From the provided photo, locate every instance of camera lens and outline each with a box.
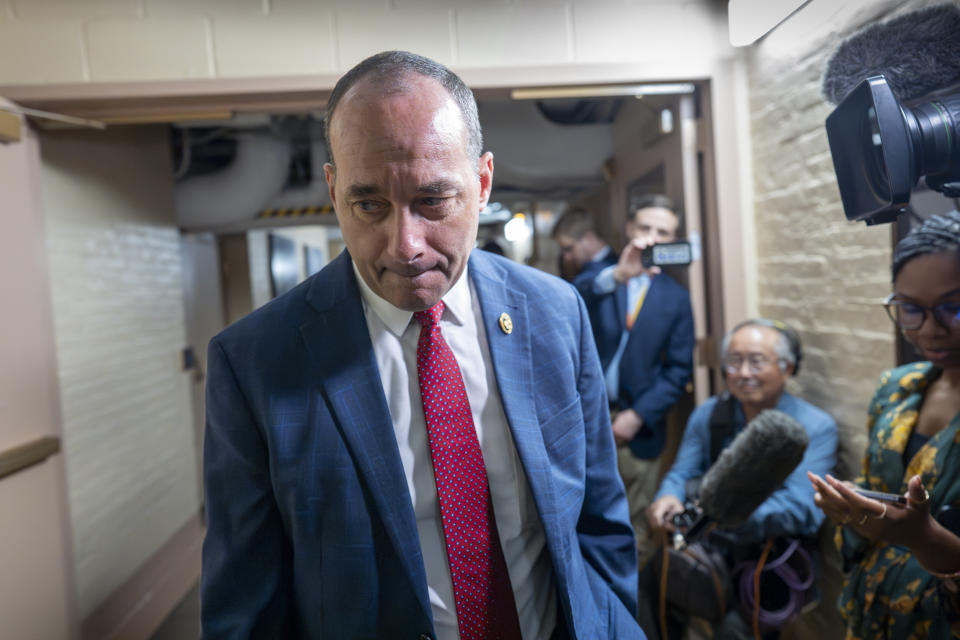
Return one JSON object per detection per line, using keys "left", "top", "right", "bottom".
{"left": 862, "top": 105, "right": 890, "bottom": 200}
{"left": 903, "top": 94, "right": 960, "bottom": 188}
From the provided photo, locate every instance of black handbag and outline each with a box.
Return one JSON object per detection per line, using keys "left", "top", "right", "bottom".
{"left": 651, "top": 538, "right": 731, "bottom": 623}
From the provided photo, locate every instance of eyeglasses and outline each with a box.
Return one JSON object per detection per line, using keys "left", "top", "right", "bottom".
{"left": 883, "top": 294, "right": 960, "bottom": 331}
{"left": 723, "top": 353, "right": 774, "bottom": 375}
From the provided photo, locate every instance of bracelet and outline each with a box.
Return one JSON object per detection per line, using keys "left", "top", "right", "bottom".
{"left": 927, "top": 567, "right": 960, "bottom": 579}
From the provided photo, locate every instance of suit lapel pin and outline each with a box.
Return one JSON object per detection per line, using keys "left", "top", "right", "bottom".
{"left": 498, "top": 312, "right": 513, "bottom": 335}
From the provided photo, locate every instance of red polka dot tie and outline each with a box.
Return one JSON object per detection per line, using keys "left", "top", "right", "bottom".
{"left": 413, "top": 302, "right": 523, "bottom": 640}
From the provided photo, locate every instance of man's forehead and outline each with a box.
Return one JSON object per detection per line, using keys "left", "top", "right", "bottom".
{"left": 729, "top": 325, "right": 780, "bottom": 351}
{"left": 635, "top": 206, "right": 678, "bottom": 227}
{"left": 332, "top": 73, "right": 450, "bottom": 127}
{"left": 329, "top": 76, "right": 467, "bottom": 156}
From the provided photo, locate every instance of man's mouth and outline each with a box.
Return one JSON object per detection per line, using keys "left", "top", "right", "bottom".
{"left": 384, "top": 265, "right": 438, "bottom": 279}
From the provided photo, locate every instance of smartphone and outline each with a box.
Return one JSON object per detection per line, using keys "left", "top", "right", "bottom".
{"left": 641, "top": 241, "right": 692, "bottom": 268}
{"left": 854, "top": 488, "right": 907, "bottom": 504}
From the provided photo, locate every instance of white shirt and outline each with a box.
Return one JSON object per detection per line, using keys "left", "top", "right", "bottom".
{"left": 353, "top": 262, "right": 557, "bottom": 640}
{"left": 593, "top": 266, "right": 651, "bottom": 400}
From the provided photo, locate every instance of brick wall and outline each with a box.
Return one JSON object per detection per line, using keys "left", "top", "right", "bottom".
{"left": 745, "top": 0, "right": 923, "bottom": 478}
{"left": 40, "top": 126, "right": 199, "bottom": 618}
{"left": 746, "top": 3, "right": 947, "bottom": 636}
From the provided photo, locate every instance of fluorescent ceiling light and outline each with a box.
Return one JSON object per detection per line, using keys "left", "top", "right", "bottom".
{"left": 728, "top": 0, "right": 812, "bottom": 47}
{"left": 511, "top": 83, "right": 695, "bottom": 100}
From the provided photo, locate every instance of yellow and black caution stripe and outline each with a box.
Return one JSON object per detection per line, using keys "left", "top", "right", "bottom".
{"left": 258, "top": 205, "right": 335, "bottom": 219}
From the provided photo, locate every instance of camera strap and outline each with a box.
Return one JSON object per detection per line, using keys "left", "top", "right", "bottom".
{"left": 708, "top": 392, "right": 739, "bottom": 465}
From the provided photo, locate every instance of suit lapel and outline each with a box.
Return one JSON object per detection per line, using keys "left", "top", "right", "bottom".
{"left": 468, "top": 253, "right": 567, "bottom": 559}
{"left": 300, "top": 252, "right": 432, "bottom": 621}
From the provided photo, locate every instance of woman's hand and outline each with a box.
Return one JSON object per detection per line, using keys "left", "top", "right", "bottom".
{"left": 807, "top": 471, "right": 933, "bottom": 547}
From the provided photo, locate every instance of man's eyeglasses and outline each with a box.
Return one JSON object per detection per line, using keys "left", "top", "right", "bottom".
{"left": 723, "top": 353, "right": 774, "bottom": 375}
{"left": 883, "top": 294, "right": 960, "bottom": 331}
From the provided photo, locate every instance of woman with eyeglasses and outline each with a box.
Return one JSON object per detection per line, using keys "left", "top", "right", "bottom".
{"left": 809, "top": 210, "right": 960, "bottom": 639}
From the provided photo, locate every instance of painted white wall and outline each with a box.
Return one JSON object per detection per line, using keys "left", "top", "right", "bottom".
{"left": 0, "top": 0, "right": 732, "bottom": 85}
{"left": 0, "top": 99, "right": 78, "bottom": 640}
{"left": 39, "top": 126, "right": 200, "bottom": 618}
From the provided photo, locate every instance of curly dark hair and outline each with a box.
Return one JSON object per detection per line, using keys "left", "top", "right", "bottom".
{"left": 892, "top": 210, "right": 960, "bottom": 281}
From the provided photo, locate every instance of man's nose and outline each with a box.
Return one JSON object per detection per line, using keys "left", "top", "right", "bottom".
{"left": 731, "top": 361, "right": 751, "bottom": 375}
{"left": 386, "top": 208, "right": 426, "bottom": 261}
{"left": 635, "top": 231, "right": 656, "bottom": 245}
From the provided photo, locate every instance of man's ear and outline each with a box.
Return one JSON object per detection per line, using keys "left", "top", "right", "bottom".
{"left": 477, "top": 151, "right": 494, "bottom": 209}
{"left": 323, "top": 163, "right": 337, "bottom": 209}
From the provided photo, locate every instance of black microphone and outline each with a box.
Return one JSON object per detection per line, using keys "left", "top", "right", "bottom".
{"left": 679, "top": 409, "right": 809, "bottom": 543}
{"left": 821, "top": 3, "right": 960, "bottom": 105}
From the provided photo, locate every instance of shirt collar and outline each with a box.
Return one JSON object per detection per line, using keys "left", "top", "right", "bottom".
{"left": 352, "top": 261, "right": 471, "bottom": 338}
{"left": 591, "top": 245, "right": 611, "bottom": 263}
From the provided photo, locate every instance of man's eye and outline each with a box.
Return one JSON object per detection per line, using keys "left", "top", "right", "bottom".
{"left": 420, "top": 196, "right": 449, "bottom": 208}
{"left": 354, "top": 200, "right": 384, "bottom": 213}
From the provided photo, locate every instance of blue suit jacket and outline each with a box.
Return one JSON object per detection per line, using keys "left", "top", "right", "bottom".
{"left": 201, "top": 249, "right": 642, "bottom": 639}
{"left": 575, "top": 269, "right": 694, "bottom": 460}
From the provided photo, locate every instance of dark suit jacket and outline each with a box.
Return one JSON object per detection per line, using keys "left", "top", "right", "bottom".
{"left": 575, "top": 267, "right": 694, "bottom": 460}
{"left": 575, "top": 249, "right": 617, "bottom": 284}
{"left": 201, "top": 249, "right": 643, "bottom": 639}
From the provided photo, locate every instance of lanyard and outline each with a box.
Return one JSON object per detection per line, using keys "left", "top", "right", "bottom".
{"left": 625, "top": 280, "right": 650, "bottom": 330}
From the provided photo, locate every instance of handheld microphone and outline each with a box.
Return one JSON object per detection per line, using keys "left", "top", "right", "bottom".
{"left": 678, "top": 409, "right": 810, "bottom": 543}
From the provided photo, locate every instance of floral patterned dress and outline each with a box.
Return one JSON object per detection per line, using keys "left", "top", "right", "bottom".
{"left": 837, "top": 362, "right": 960, "bottom": 640}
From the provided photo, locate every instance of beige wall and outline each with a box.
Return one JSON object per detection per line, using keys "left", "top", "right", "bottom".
{"left": 745, "top": 0, "right": 948, "bottom": 478}
{"left": 0, "top": 100, "right": 78, "bottom": 640}
{"left": 0, "top": 0, "right": 730, "bottom": 85}
{"left": 39, "top": 126, "right": 200, "bottom": 618}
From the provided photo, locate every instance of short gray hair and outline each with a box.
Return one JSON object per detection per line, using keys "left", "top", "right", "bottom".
{"left": 720, "top": 319, "right": 797, "bottom": 372}
{"left": 323, "top": 50, "right": 483, "bottom": 165}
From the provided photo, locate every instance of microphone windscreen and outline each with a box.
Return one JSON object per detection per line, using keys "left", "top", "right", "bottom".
{"left": 698, "top": 409, "right": 809, "bottom": 528}
{"left": 821, "top": 3, "right": 960, "bottom": 105}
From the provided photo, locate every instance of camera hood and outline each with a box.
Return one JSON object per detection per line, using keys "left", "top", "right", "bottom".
{"left": 826, "top": 75, "right": 960, "bottom": 225}
{"left": 826, "top": 77, "right": 914, "bottom": 225}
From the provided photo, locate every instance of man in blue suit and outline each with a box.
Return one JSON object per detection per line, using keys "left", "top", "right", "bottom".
{"left": 575, "top": 196, "right": 694, "bottom": 551}
{"left": 551, "top": 206, "right": 615, "bottom": 282}
{"left": 201, "top": 51, "right": 642, "bottom": 639}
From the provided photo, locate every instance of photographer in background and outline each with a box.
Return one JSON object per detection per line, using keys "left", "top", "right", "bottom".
{"left": 640, "top": 319, "right": 837, "bottom": 640}
{"left": 575, "top": 194, "right": 694, "bottom": 553}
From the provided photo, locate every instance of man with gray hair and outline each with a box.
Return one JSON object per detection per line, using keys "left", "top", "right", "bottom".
{"left": 201, "top": 50, "right": 641, "bottom": 639}
{"left": 641, "top": 319, "right": 837, "bottom": 639}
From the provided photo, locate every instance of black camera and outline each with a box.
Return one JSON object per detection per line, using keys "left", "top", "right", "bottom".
{"left": 825, "top": 75, "right": 960, "bottom": 225}
{"left": 641, "top": 241, "right": 692, "bottom": 268}
{"left": 671, "top": 505, "right": 700, "bottom": 532}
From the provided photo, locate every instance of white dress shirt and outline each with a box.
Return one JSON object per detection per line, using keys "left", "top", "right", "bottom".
{"left": 353, "top": 263, "right": 557, "bottom": 640}
{"left": 593, "top": 266, "right": 651, "bottom": 400}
